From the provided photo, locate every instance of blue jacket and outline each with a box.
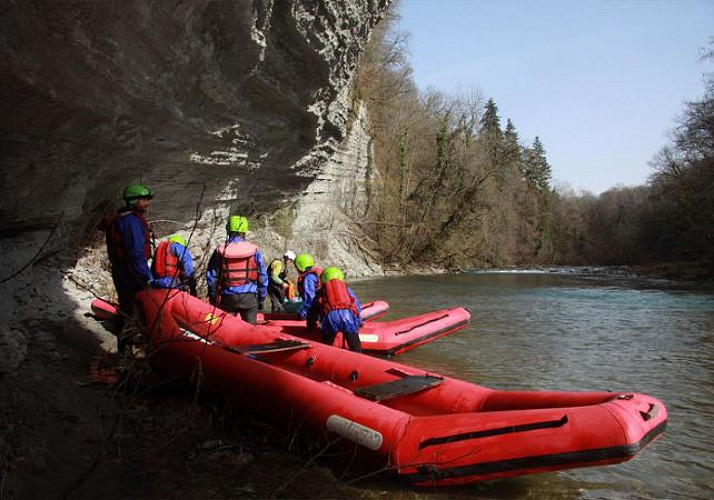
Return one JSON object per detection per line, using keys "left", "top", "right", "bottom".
{"left": 298, "top": 270, "right": 320, "bottom": 320}
{"left": 308, "top": 286, "right": 363, "bottom": 333}
{"left": 111, "top": 211, "right": 152, "bottom": 290}
{"left": 152, "top": 241, "right": 195, "bottom": 289}
{"left": 206, "top": 235, "right": 268, "bottom": 302}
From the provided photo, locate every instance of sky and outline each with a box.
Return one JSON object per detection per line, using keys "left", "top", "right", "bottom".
{"left": 396, "top": 0, "right": 713, "bottom": 194}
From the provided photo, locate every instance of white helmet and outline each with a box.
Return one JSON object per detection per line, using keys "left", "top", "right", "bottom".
{"left": 283, "top": 250, "right": 296, "bottom": 261}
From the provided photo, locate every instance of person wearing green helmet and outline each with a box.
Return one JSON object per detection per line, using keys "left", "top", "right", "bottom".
{"left": 99, "top": 183, "right": 155, "bottom": 355}
{"left": 206, "top": 214, "right": 268, "bottom": 324}
{"left": 151, "top": 233, "right": 197, "bottom": 295}
{"left": 306, "top": 266, "right": 363, "bottom": 352}
{"left": 122, "top": 184, "right": 154, "bottom": 207}
{"left": 294, "top": 253, "right": 322, "bottom": 320}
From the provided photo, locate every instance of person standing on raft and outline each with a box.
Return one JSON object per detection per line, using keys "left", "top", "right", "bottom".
{"left": 206, "top": 215, "right": 268, "bottom": 324}
{"left": 307, "top": 267, "right": 363, "bottom": 352}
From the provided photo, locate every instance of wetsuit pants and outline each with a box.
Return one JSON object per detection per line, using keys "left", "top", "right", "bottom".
{"left": 220, "top": 292, "right": 259, "bottom": 325}
{"left": 321, "top": 309, "right": 362, "bottom": 353}
{"left": 267, "top": 283, "right": 285, "bottom": 312}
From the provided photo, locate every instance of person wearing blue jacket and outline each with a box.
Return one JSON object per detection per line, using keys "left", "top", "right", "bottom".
{"left": 307, "top": 267, "right": 363, "bottom": 352}
{"left": 295, "top": 253, "right": 322, "bottom": 320}
{"left": 101, "top": 183, "right": 154, "bottom": 355}
{"left": 151, "top": 234, "right": 197, "bottom": 295}
{"left": 206, "top": 215, "right": 268, "bottom": 324}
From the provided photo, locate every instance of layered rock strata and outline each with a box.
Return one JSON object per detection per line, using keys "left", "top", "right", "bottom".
{"left": 0, "top": 0, "right": 390, "bottom": 366}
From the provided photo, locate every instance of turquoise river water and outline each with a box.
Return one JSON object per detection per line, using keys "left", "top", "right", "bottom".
{"left": 349, "top": 270, "right": 714, "bottom": 499}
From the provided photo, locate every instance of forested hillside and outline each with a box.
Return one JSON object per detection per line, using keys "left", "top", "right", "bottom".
{"left": 357, "top": 11, "right": 713, "bottom": 277}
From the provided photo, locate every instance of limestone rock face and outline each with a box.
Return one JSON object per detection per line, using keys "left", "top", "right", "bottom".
{"left": 1, "top": 0, "right": 388, "bottom": 237}
{"left": 0, "top": 1, "right": 390, "bottom": 371}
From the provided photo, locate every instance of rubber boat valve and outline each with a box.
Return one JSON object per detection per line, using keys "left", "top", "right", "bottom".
{"left": 306, "top": 356, "right": 316, "bottom": 367}
{"left": 350, "top": 370, "right": 359, "bottom": 381}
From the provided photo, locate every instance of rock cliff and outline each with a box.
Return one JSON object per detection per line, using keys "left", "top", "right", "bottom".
{"left": 1, "top": 0, "right": 388, "bottom": 244}
{"left": 1, "top": 2, "right": 392, "bottom": 495}
{"left": 0, "top": 0, "right": 390, "bottom": 370}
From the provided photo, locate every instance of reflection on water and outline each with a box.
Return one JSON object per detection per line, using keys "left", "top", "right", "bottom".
{"left": 350, "top": 271, "right": 714, "bottom": 499}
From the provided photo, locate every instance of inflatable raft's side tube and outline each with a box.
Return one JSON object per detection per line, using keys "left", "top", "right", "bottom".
{"left": 261, "top": 300, "right": 390, "bottom": 322}
{"left": 137, "top": 290, "right": 667, "bottom": 486}
{"left": 91, "top": 298, "right": 119, "bottom": 320}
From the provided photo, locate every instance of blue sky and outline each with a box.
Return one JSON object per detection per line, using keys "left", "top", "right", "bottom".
{"left": 397, "top": 0, "right": 713, "bottom": 194}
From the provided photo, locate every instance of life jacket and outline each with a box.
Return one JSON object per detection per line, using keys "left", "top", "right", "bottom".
{"left": 216, "top": 240, "right": 259, "bottom": 289}
{"left": 152, "top": 240, "right": 181, "bottom": 278}
{"left": 320, "top": 279, "right": 359, "bottom": 316}
{"left": 104, "top": 210, "right": 151, "bottom": 264}
{"left": 297, "top": 267, "right": 323, "bottom": 297}
{"left": 286, "top": 282, "right": 297, "bottom": 300}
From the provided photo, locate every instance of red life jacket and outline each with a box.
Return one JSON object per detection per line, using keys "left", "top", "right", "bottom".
{"left": 297, "top": 267, "right": 323, "bottom": 297}
{"left": 216, "top": 240, "right": 259, "bottom": 289}
{"left": 104, "top": 210, "right": 151, "bottom": 264}
{"left": 320, "top": 279, "right": 359, "bottom": 316}
{"left": 152, "top": 240, "right": 180, "bottom": 278}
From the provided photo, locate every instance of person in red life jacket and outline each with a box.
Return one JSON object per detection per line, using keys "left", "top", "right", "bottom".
{"left": 307, "top": 267, "right": 363, "bottom": 352}
{"left": 206, "top": 215, "right": 268, "bottom": 324}
{"left": 267, "top": 250, "right": 296, "bottom": 312}
{"left": 295, "top": 253, "right": 322, "bottom": 320}
{"left": 151, "top": 234, "right": 197, "bottom": 295}
{"left": 99, "top": 183, "right": 154, "bottom": 355}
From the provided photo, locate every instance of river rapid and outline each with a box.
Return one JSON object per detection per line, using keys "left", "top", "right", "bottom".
{"left": 350, "top": 270, "right": 714, "bottom": 499}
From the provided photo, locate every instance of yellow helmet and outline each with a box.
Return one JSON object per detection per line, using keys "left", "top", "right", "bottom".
{"left": 321, "top": 267, "right": 344, "bottom": 284}
{"left": 295, "top": 253, "right": 314, "bottom": 272}
{"left": 227, "top": 215, "right": 249, "bottom": 234}
{"left": 168, "top": 234, "right": 187, "bottom": 247}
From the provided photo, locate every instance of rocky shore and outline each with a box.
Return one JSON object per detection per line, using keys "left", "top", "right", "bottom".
{"left": 0, "top": 252, "right": 384, "bottom": 498}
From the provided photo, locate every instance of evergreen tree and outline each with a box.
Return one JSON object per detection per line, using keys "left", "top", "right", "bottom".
{"left": 504, "top": 119, "right": 522, "bottom": 168}
{"left": 480, "top": 98, "right": 502, "bottom": 136}
{"left": 397, "top": 130, "right": 408, "bottom": 205}
{"left": 524, "top": 136, "right": 552, "bottom": 192}
{"left": 478, "top": 98, "right": 506, "bottom": 182}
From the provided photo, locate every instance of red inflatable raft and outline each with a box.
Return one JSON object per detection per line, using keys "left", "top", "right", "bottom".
{"left": 91, "top": 297, "right": 462, "bottom": 356}
{"left": 259, "top": 299, "right": 390, "bottom": 322}
{"left": 137, "top": 290, "right": 667, "bottom": 486}
{"left": 91, "top": 297, "right": 120, "bottom": 321}
{"left": 263, "top": 307, "right": 470, "bottom": 356}
{"left": 91, "top": 297, "right": 389, "bottom": 322}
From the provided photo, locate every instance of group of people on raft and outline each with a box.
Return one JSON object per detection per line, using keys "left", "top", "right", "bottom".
{"left": 101, "top": 183, "right": 364, "bottom": 355}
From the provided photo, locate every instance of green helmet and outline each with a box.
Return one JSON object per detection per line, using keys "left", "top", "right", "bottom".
{"left": 123, "top": 184, "right": 154, "bottom": 206}
{"left": 168, "top": 234, "right": 187, "bottom": 247}
{"left": 321, "top": 267, "right": 344, "bottom": 284}
{"left": 295, "top": 253, "right": 314, "bottom": 272}
{"left": 227, "top": 215, "right": 249, "bottom": 234}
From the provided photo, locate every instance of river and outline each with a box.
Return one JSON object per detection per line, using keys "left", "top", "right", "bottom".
{"left": 350, "top": 270, "right": 714, "bottom": 499}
